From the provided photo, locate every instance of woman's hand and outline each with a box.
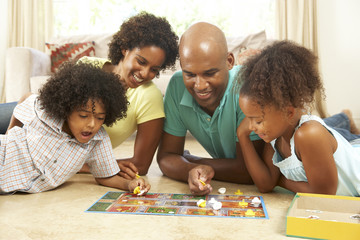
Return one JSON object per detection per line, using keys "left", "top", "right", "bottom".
{"left": 117, "top": 160, "right": 139, "bottom": 180}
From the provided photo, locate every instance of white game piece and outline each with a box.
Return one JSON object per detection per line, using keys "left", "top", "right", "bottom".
{"left": 218, "top": 187, "right": 226, "bottom": 194}
{"left": 209, "top": 197, "right": 217, "bottom": 204}
{"left": 251, "top": 197, "right": 261, "bottom": 207}
{"left": 138, "top": 189, "right": 146, "bottom": 196}
{"left": 212, "top": 201, "right": 222, "bottom": 210}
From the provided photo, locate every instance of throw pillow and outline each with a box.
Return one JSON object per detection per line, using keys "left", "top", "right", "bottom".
{"left": 45, "top": 41, "right": 96, "bottom": 72}
{"left": 237, "top": 48, "right": 261, "bottom": 65}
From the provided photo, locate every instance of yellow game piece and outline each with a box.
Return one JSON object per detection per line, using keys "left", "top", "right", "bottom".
{"left": 197, "top": 199, "right": 206, "bottom": 208}
{"left": 199, "top": 201, "right": 206, "bottom": 208}
{"left": 133, "top": 186, "right": 141, "bottom": 194}
{"left": 245, "top": 209, "right": 255, "bottom": 217}
{"left": 199, "top": 179, "right": 206, "bottom": 186}
{"left": 234, "top": 189, "right": 243, "bottom": 195}
{"left": 239, "top": 199, "right": 248, "bottom": 208}
{"left": 135, "top": 174, "right": 140, "bottom": 179}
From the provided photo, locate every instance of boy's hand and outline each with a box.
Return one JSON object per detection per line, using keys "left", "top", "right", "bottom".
{"left": 117, "top": 160, "right": 139, "bottom": 180}
{"left": 128, "top": 178, "right": 151, "bottom": 195}
{"left": 188, "top": 165, "right": 214, "bottom": 196}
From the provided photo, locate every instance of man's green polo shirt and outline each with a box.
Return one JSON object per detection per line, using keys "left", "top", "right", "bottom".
{"left": 163, "top": 65, "right": 259, "bottom": 159}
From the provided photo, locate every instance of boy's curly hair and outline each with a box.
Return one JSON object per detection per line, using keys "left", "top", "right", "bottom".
{"left": 108, "top": 11, "right": 179, "bottom": 71}
{"left": 237, "top": 40, "right": 324, "bottom": 112}
{"left": 38, "top": 61, "right": 128, "bottom": 126}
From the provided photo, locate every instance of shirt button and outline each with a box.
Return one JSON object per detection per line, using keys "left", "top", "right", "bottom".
{"left": 41, "top": 178, "right": 45, "bottom": 181}
{"left": 207, "top": 118, "right": 211, "bottom": 121}
{"left": 54, "top": 160, "right": 57, "bottom": 163}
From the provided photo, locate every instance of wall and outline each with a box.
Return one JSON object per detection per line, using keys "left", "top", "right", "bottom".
{"left": 0, "top": 0, "right": 8, "bottom": 102}
{"left": 317, "top": 0, "right": 360, "bottom": 125}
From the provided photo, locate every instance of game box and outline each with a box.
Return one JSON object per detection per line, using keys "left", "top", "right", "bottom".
{"left": 286, "top": 193, "right": 360, "bottom": 239}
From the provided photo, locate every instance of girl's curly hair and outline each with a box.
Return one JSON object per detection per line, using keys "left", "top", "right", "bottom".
{"left": 237, "top": 40, "right": 324, "bottom": 112}
{"left": 108, "top": 11, "right": 179, "bottom": 71}
{"left": 38, "top": 61, "right": 128, "bottom": 126}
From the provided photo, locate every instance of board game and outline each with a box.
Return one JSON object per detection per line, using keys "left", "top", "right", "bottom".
{"left": 86, "top": 191, "right": 269, "bottom": 219}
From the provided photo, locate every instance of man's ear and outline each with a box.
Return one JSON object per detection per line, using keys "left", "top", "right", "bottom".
{"left": 226, "top": 52, "right": 235, "bottom": 70}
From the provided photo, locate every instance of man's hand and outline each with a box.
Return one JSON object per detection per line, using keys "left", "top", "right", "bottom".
{"left": 188, "top": 165, "right": 215, "bottom": 195}
{"left": 117, "top": 160, "right": 139, "bottom": 180}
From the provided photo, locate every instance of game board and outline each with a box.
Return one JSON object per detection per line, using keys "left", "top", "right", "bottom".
{"left": 86, "top": 192, "right": 269, "bottom": 219}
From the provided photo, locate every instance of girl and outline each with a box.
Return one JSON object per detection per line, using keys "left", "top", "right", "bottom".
{"left": 0, "top": 62, "right": 150, "bottom": 194}
{"left": 236, "top": 40, "right": 360, "bottom": 197}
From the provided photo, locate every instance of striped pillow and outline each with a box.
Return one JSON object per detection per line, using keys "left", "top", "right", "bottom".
{"left": 45, "top": 41, "right": 96, "bottom": 72}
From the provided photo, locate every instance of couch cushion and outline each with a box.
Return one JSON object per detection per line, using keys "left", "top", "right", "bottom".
{"left": 47, "top": 33, "right": 114, "bottom": 59}
{"left": 45, "top": 41, "right": 96, "bottom": 72}
{"left": 237, "top": 47, "right": 262, "bottom": 65}
{"left": 30, "top": 75, "right": 50, "bottom": 94}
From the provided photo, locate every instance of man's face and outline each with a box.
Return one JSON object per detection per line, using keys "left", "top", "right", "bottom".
{"left": 180, "top": 46, "right": 234, "bottom": 116}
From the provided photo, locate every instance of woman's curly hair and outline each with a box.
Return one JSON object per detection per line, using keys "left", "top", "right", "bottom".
{"left": 108, "top": 11, "right": 179, "bottom": 71}
{"left": 38, "top": 61, "right": 128, "bottom": 126}
{"left": 237, "top": 40, "right": 324, "bottom": 112}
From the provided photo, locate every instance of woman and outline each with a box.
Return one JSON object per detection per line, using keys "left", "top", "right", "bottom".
{"left": 3, "top": 12, "right": 179, "bottom": 179}
{"left": 79, "top": 11, "right": 178, "bottom": 178}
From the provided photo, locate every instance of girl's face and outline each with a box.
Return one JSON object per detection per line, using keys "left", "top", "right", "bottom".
{"left": 64, "top": 99, "right": 106, "bottom": 143}
{"left": 117, "top": 46, "right": 166, "bottom": 88}
{"left": 239, "top": 96, "right": 292, "bottom": 143}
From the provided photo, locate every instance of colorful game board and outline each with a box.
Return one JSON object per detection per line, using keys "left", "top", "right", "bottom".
{"left": 86, "top": 192, "right": 269, "bottom": 219}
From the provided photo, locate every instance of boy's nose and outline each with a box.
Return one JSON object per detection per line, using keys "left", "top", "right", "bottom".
{"left": 88, "top": 118, "right": 95, "bottom": 128}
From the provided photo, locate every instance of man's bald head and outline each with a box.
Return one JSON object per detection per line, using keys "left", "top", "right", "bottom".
{"left": 178, "top": 22, "right": 235, "bottom": 116}
{"left": 179, "top": 22, "right": 228, "bottom": 61}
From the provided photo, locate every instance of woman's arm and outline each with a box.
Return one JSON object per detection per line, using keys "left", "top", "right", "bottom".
{"left": 117, "top": 118, "right": 164, "bottom": 178}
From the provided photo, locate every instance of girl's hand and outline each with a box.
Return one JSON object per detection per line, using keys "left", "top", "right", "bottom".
{"left": 128, "top": 177, "right": 151, "bottom": 195}
{"left": 237, "top": 116, "right": 253, "bottom": 139}
{"left": 117, "top": 160, "right": 139, "bottom": 180}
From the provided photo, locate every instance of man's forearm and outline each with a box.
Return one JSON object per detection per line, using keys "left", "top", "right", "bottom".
{"left": 158, "top": 154, "right": 199, "bottom": 182}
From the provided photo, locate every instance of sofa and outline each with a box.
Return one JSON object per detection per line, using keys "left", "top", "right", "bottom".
{"left": 4, "top": 31, "right": 268, "bottom": 102}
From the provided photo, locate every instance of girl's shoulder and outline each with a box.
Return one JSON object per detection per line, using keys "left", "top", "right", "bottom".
{"left": 296, "top": 115, "right": 328, "bottom": 139}
{"left": 294, "top": 115, "right": 337, "bottom": 152}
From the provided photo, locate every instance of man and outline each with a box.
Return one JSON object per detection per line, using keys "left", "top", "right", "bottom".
{"left": 156, "top": 22, "right": 263, "bottom": 195}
